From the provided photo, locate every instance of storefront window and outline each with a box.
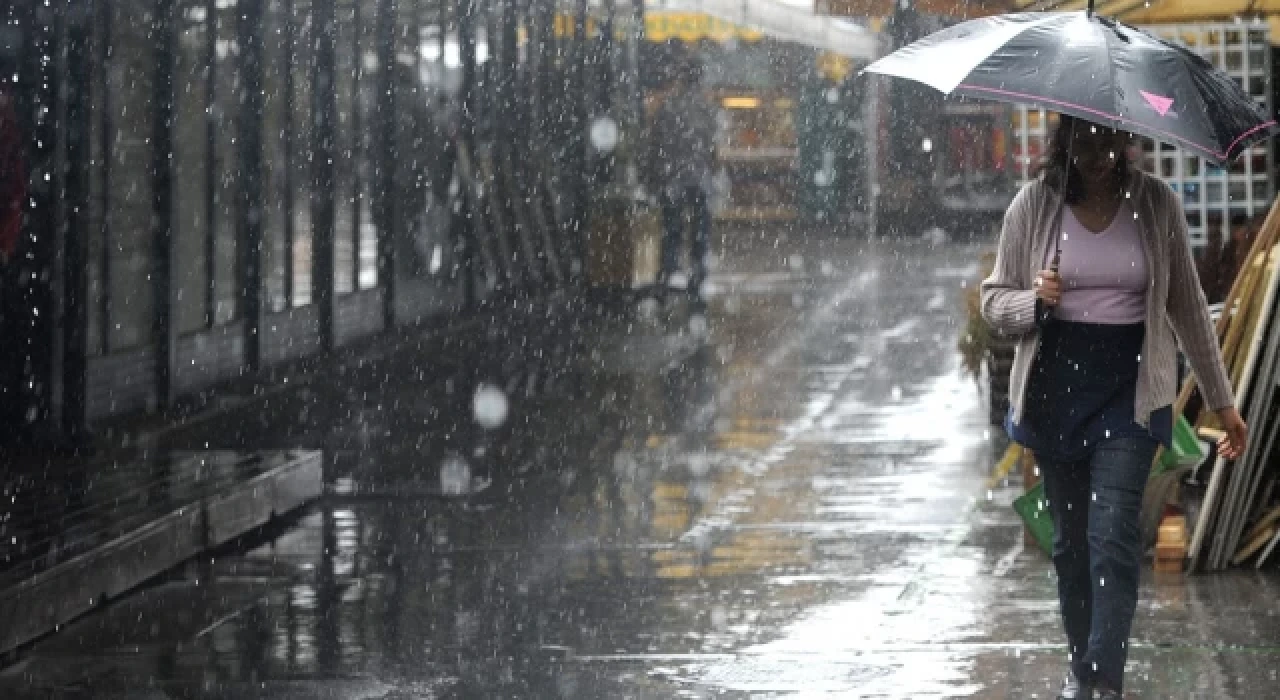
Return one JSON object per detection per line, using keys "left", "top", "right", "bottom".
{"left": 395, "top": 0, "right": 424, "bottom": 285}
{"left": 105, "top": 0, "right": 157, "bottom": 350}
{"left": 263, "top": 0, "right": 289, "bottom": 313}
{"left": 417, "top": 0, "right": 458, "bottom": 286}
{"left": 290, "top": 0, "right": 314, "bottom": 307}
{"left": 334, "top": 0, "right": 358, "bottom": 295}
{"left": 356, "top": 0, "right": 379, "bottom": 290}
{"left": 173, "top": 0, "right": 211, "bottom": 333}
{"left": 212, "top": 0, "right": 241, "bottom": 325}
{"left": 86, "top": 11, "right": 106, "bottom": 355}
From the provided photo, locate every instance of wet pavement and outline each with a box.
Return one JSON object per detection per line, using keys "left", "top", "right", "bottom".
{"left": 4, "top": 231, "right": 1280, "bottom": 699}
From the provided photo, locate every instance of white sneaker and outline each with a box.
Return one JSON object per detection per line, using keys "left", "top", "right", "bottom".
{"left": 1057, "top": 671, "right": 1090, "bottom": 700}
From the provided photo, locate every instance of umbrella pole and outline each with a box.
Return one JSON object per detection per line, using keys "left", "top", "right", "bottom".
{"left": 1038, "top": 119, "right": 1075, "bottom": 325}
{"left": 1051, "top": 119, "right": 1077, "bottom": 270}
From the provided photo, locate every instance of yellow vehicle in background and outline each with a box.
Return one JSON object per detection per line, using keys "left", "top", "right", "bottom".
{"left": 645, "top": 33, "right": 868, "bottom": 224}
{"left": 711, "top": 88, "right": 800, "bottom": 222}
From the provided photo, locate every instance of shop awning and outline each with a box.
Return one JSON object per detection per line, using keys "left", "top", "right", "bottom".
{"left": 646, "top": 0, "right": 879, "bottom": 61}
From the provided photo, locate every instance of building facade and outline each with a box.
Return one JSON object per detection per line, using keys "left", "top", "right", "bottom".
{"left": 0, "top": 0, "right": 642, "bottom": 440}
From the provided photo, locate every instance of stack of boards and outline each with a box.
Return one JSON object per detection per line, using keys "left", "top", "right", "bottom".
{"left": 1183, "top": 195, "right": 1280, "bottom": 572}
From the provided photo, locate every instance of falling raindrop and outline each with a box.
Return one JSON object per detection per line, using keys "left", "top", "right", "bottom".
{"left": 473, "top": 384, "right": 509, "bottom": 429}
{"left": 439, "top": 454, "right": 471, "bottom": 496}
{"left": 637, "top": 297, "right": 660, "bottom": 320}
{"left": 689, "top": 314, "right": 709, "bottom": 337}
{"left": 429, "top": 245, "right": 443, "bottom": 274}
{"left": 588, "top": 115, "right": 620, "bottom": 152}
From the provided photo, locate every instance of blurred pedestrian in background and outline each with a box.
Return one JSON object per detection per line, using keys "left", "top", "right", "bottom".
{"left": 649, "top": 59, "right": 718, "bottom": 307}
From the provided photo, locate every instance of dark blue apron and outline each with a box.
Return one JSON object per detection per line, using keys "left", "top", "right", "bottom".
{"left": 1007, "top": 321, "right": 1171, "bottom": 463}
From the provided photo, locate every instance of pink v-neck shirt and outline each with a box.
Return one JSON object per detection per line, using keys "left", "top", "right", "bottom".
{"left": 982, "top": 171, "right": 1234, "bottom": 427}
{"left": 1044, "top": 201, "right": 1148, "bottom": 325}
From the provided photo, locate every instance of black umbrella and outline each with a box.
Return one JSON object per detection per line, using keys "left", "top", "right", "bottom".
{"left": 864, "top": 4, "right": 1277, "bottom": 166}
{"left": 864, "top": 0, "right": 1277, "bottom": 311}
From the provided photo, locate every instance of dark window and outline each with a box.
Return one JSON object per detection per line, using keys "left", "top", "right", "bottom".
{"left": 263, "top": 0, "right": 290, "bottom": 312}
{"left": 105, "top": 0, "right": 157, "bottom": 349}
{"left": 334, "top": 0, "right": 358, "bottom": 295}
{"left": 86, "top": 6, "right": 106, "bottom": 355}
{"left": 174, "top": 0, "right": 211, "bottom": 333}
{"left": 212, "top": 0, "right": 242, "bottom": 324}
{"left": 356, "top": 0, "right": 379, "bottom": 289}
{"left": 290, "top": 0, "right": 314, "bottom": 306}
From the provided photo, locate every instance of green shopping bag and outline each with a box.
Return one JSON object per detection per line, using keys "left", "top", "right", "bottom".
{"left": 1013, "top": 415, "right": 1205, "bottom": 555}
{"left": 1013, "top": 481, "right": 1054, "bottom": 555}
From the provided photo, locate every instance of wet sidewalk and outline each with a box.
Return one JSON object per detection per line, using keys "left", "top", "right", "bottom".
{"left": 3, "top": 232, "right": 1279, "bottom": 698}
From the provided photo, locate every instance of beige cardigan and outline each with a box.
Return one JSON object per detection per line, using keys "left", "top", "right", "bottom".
{"left": 981, "top": 169, "right": 1234, "bottom": 428}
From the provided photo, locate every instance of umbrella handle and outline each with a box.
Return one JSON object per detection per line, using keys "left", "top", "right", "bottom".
{"left": 1037, "top": 245, "right": 1063, "bottom": 325}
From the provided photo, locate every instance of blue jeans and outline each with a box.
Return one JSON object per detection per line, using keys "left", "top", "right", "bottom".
{"left": 1039, "top": 437, "right": 1158, "bottom": 693}
{"left": 659, "top": 185, "right": 709, "bottom": 301}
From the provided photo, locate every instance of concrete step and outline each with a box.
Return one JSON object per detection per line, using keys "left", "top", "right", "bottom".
{"left": 0, "top": 449, "right": 322, "bottom": 654}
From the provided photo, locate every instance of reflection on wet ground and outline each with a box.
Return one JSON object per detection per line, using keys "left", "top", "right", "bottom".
{"left": 4, "top": 233, "right": 1280, "bottom": 699}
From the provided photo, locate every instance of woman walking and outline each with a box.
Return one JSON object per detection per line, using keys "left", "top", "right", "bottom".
{"left": 983, "top": 115, "right": 1248, "bottom": 699}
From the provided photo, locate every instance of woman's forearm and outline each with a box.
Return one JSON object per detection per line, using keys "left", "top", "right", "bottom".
{"left": 1167, "top": 205, "right": 1235, "bottom": 410}
{"left": 982, "top": 187, "right": 1040, "bottom": 337}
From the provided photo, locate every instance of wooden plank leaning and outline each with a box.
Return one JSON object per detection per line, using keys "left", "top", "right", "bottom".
{"left": 1208, "top": 243, "right": 1280, "bottom": 569}
{"left": 1186, "top": 196, "right": 1280, "bottom": 570}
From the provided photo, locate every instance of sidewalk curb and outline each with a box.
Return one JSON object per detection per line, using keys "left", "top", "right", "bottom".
{"left": 0, "top": 450, "right": 322, "bottom": 656}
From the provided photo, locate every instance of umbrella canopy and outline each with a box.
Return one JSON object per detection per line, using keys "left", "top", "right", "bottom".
{"left": 863, "top": 10, "right": 1277, "bottom": 165}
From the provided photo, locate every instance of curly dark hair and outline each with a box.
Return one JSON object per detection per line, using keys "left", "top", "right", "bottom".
{"left": 1038, "top": 114, "right": 1131, "bottom": 205}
